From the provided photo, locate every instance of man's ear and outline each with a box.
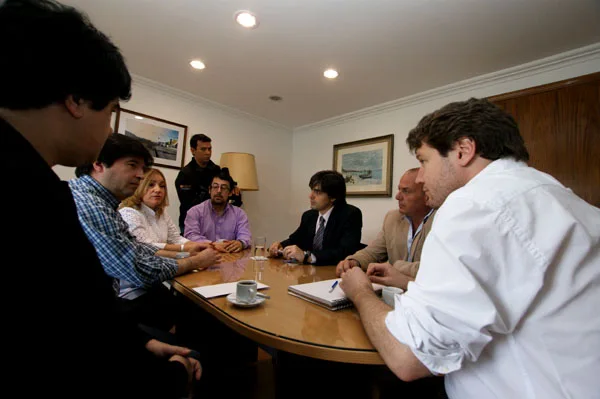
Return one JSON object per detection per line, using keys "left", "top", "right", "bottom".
{"left": 91, "top": 161, "right": 105, "bottom": 174}
{"left": 455, "top": 137, "right": 477, "bottom": 166}
{"left": 64, "top": 95, "right": 85, "bottom": 119}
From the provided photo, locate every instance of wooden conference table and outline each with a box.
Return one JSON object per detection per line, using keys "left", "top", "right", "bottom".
{"left": 172, "top": 250, "right": 384, "bottom": 365}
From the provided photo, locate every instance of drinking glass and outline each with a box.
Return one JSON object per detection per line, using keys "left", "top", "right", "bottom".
{"left": 253, "top": 236, "right": 267, "bottom": 258}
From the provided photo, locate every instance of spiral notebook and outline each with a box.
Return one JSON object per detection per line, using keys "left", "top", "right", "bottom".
{"left": 288, "top": 278, "right": 384, "bottom": 311}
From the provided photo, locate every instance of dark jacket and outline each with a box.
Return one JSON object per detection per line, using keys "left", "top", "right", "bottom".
{"left": 3, "top": 118, "right": 188, "bottom": 398}
{"left": 281, "top": 202, "right": 363, "bottom": 265}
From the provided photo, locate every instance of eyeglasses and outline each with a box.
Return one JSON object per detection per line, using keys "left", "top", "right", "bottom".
{"left": 210, "top": 184, "right": 231, "bottom": 192}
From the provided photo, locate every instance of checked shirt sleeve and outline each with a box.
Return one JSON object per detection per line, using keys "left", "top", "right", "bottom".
{"left": 74, "top": 193, "right": 178, "bottom": 289}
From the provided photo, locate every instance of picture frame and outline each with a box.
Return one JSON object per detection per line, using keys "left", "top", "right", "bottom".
{"left": 115, "top": 108, "right": 188, "bottom": 169}
{"left": 333, "top": 134, "right": 394, "bottom": 197}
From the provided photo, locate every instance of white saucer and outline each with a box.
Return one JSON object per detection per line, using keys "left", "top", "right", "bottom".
{"left": 226, "top": 293, "right": 266, "bottom": 308}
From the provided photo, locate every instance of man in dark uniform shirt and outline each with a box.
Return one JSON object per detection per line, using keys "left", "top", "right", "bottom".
{"left": 1, "top": 0, "right": 200, "bottom": 396}
{"left": 175, "top": 133, "right": 242, "bottom": 231}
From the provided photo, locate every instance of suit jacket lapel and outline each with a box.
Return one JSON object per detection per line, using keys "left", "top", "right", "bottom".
{"left": 322, "top": 205, "right": 340, "bottom": 245}
{"left": 307, "top": 211, "right": 318, "bottom": 242}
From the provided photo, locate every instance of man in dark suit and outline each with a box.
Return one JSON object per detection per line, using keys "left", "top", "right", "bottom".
{"left": 269, "top": 170, "right": 363, "bottom": 265}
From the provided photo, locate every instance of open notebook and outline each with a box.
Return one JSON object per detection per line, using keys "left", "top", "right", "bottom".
{"left": 288, "top": 278, "right": 384, "bottom": 311}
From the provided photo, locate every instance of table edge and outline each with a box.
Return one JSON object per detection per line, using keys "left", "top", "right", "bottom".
{"left": 172, "top": 280, "right": 384, "bottom": 365}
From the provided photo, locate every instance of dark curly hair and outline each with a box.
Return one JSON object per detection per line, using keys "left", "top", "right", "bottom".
{"left": 406, "top": 98, "right": 529, "bottom": 162}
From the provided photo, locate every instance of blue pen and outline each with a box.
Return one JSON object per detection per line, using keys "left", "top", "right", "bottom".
{"left": 329, "top": 280, "right": 339, "bottom": 293}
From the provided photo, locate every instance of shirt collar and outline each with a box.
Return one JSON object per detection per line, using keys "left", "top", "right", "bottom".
{"left": 319, "top": 206, "right": 334, "bottom": 224}
{"left": 192, "top": 159, "right": 216, "bottom": 171}
{"left": 140, "top": 202, "right": 157, "bottom": 218}
{"left": 2, "top": 117, "right": 58, "bottom": 183}
{"left": 466, "top": 158, "right": 527, "bottom": 187}
{"left": 404, "top": 208, "right": 434, "bottom": 224}
{"left": 75, "top": 175, "right": 121, "bottom": 209}
{"left": 424, "top": 208, "right": 434, "bottom": 221}
{"left": 208, "top": 201, "right": 231, "bottom": 215}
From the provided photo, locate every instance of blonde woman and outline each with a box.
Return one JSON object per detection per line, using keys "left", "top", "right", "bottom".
{"left": 119, "top": 168, "right": 207, "bottom": 255}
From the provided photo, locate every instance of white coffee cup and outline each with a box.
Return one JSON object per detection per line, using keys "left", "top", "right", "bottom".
{"left": 382, "top": 286, "right": 404, "bottom": 308}
{"left": 236, "top": 280, "right": 258, "bottom": 302}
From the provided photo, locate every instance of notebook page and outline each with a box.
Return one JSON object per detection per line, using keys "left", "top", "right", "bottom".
{"left": 288, "top": 290, "right": 353, "bottom": 311}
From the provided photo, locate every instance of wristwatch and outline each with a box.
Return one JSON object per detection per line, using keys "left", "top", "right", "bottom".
{"left": 303, "top": 250, "right": 311, "bottom": 264}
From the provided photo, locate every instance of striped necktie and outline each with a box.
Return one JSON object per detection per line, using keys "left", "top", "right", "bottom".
{"left": 313, "top": 216, "right": 325, "bottom": 250}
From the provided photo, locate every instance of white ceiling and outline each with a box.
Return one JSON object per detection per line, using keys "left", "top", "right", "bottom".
{"left": 64, "top": 0, "right": 600, "bottom": 128}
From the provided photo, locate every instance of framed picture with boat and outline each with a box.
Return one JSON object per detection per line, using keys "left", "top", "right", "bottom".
{"left": 332, "top": 134, "right": 394, "bottom": 197}
{"left": 114, "top": 108, "right": 188, "bottom": 169}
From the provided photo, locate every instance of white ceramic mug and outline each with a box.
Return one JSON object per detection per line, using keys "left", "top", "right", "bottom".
{"left": 236, "top": 280, "right": 258, "bottom": 302}
{"left": 382, "top": 286, "right": 404, "bottom": 308}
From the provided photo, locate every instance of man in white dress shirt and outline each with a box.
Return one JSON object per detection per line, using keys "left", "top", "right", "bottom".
{"left": 341, "top": 98, "right": 600, "bottom": 398}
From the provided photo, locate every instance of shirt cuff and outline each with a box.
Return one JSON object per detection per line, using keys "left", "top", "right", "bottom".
{"left": 165, "top": 258, "right": 179, "bottom": 279}
{"left": 384, "top": 301, "right": 464, "bottom": 375}
{"left": 309, "top": 254, "right": 317, "bottom": 264}
{"left": 347, "top": 256, "right": 362, "bottom": 266}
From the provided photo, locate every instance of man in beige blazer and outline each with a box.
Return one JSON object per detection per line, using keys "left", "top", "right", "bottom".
{"left": 336, "top": 168, "right": 434, "bottom": 289}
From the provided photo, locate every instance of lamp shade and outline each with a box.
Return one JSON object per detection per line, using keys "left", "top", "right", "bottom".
{"left": 219, "top": 152, "right": 259, "bottom": 191}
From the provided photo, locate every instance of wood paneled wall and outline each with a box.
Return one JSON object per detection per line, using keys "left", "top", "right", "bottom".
{"left": 489, "top": 72, "right": 600, "bottom": 207}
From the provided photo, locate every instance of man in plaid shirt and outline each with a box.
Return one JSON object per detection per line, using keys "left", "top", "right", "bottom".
{"left": 70, "top": 134, "right": 219, "bottom": 330}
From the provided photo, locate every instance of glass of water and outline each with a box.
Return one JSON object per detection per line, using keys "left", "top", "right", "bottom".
{"left": 253, "top": 236, "right": 267, "bottom": 258}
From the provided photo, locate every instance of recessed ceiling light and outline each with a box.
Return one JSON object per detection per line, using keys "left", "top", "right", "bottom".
{"left": 190, "top": 60, "right": 206, "bottom": 70}
{"left": 324, "top": 69, "right": 339, "bottom": 79}
{"left": 134, "top": 116, "right": 144, "bottom": 120}
{"left": 235, "top": 10, "right": 258, "bottom": 28}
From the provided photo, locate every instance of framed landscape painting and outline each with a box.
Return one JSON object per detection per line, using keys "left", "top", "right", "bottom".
{"left": 115, "top": 108, "right": 188, "bottom": 169}
{"left": 333, "top": 134, "right": 394, "bottom": 197}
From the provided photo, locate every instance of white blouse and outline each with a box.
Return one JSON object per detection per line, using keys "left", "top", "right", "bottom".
{"left": 119, "top": 204, "right": 188, "bottom": 249}
{"left": 385, "top": 159, "right": 600, "bottom": 399}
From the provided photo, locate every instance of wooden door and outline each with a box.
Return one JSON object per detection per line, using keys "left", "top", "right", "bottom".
{"left": 489, "top": 72, "right": 600, "bottom": 207}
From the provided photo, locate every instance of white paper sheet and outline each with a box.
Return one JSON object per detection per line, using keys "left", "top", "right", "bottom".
{"left": 193, "top": 281, "right": 269, "bottom": 299}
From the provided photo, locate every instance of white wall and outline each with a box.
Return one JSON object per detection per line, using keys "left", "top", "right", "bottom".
{"left": 291, "top": 44, "right": 600, "bottom": 244}
{"left": 54, "top": 77, "right": 295, "bottom": 244}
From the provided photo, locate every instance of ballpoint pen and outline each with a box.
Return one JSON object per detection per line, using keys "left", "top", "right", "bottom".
{"left": 328, "top": 280, "right": 339, "bottom": 293}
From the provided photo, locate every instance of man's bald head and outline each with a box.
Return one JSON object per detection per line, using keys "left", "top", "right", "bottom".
{"left": 395, "top": 168, "right": 430, "bottom": 218}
